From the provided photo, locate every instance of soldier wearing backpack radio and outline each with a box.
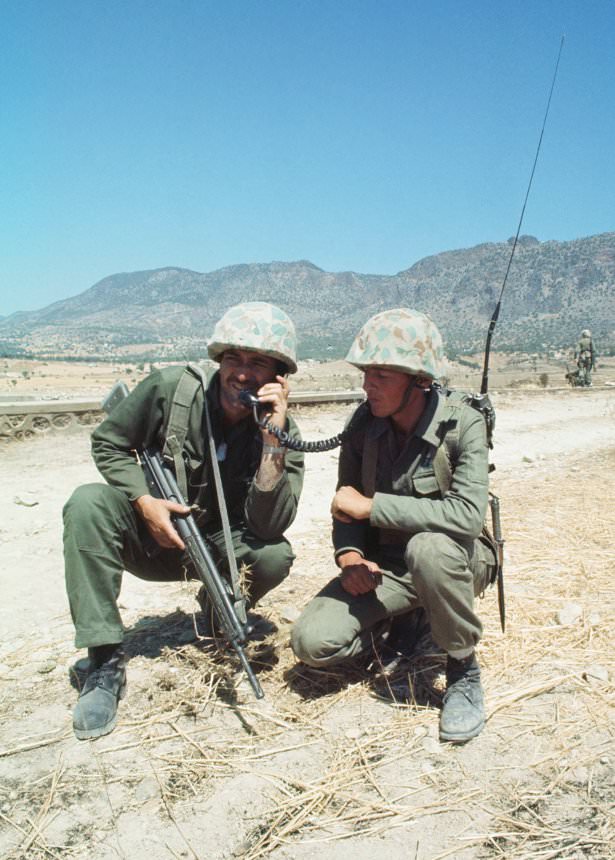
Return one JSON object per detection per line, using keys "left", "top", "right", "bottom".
{"left": 291, "top": 309, "right": 497, "bottom": 743}
{"left": 63, "top": 302, "right": 304, "bottom": 739}
{"left": 574, "top": 328, "right": 596, "bottom": 387}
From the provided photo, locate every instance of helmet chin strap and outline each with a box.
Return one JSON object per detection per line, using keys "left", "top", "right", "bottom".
{"left": 391, "top": 375, "right": 432, "bottom": 417}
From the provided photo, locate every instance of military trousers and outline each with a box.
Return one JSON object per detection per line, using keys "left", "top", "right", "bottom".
{"left": 291, "top": 531, "right": 495, "bottom": 666}
{"left": 64, "top": 483, "right": 295, "bottom": 649}
{"left": 577, "top": 358, "right": 592, "bottom": 386}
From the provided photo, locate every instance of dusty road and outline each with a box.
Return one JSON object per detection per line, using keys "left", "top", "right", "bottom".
{"left": 1, "top": 387, "right": 613, "bottom": 859}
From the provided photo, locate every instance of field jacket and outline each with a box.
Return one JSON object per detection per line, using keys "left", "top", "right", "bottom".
{"left": 333, "top": 388, "right": 489, "bottom": 561}
{"left": 91, "top": 366, "right": 304, "bottom": 540}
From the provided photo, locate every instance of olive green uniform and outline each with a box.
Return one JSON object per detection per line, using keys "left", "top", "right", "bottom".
{"left": 291, "top": 389, "right": 495, "bottom": 664}
{"left": 64, "top": 367, "right": 304, "bottom": 649}
{"left": 575, "top": 335, "right": 595, "bottom": 387}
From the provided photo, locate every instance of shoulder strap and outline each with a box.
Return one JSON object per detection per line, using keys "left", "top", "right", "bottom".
{"left": 163, "top": 366, "right": 202, "bottom": 497}
{"left": 186, "top": 363, "right": 247, "bottom": 624}
{"left": 362, "top": 431, "right": 378, "bottom": 498}
{"left": 360, "top": 411, "right": 385, "bottom": 498}
{"left": 431, "top": 393, "right": 464, "bottom": 496}
{"left": 432, "top": 444, "right": 453, "bottom": 495}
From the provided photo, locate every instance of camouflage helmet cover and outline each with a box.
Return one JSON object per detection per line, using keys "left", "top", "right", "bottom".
{"left": 207, "top": 301, "right": 298, "bottom": 373}
{"left": 581, "top": 329, "right": 591, "bottom": 337}
{"left": 345, "top": 308, "right": 444, "bottom": 379}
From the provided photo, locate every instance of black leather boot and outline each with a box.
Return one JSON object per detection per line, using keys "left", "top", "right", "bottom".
{"left": 72, "top": 645, "right": 126, "bottom": 740}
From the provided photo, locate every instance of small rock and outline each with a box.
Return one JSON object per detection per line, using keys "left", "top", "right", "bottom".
{"left": 135, "top": 776, "right": 159, "bottom": 802}
{"left": 421, "top": 737, "right": 442, "bottom": 755}
{"left": 569, "top": 766, "right": 589, "bottom": 786}
{"left": 556, "top": 603, "right": 582, "bottom": 626}
{"left": 344, "top": 726, "right": 363, "bottom": 740}
{"left": 280, "top": 605, "right": 301, "bottom": 623}
{"left": 13, "top": 495, "right": 39, "bottom": 507}
{"left": 583, "top": 664, "right": 609, "bottom": 683}
{"left": 600, "top": 756, "right": 610, "bottom": 765}
{"left": 36, "top": 660, "right": 57, "bottom": 674}
{"left": 522, "top": 455, "right": 535, "bottom": 463}
{"left": 587, "top": 612, "right": 601, "bottom": 626}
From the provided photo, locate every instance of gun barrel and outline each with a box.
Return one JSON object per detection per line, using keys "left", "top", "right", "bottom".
{"left": 143, "top": 448, "right": 264, "bottom": 699}
{"left": 102, "top": 385, "right": 263, "bottom": 699}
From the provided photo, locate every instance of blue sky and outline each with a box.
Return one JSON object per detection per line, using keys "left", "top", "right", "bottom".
{"left": 2, "top": 1, "right": 614, "bottom": 315}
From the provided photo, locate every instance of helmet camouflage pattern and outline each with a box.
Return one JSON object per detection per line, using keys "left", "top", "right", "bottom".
{"left": 345, "top": 308, "right": 444, "bottom": 379}
{"left": 581, "top": 329, "right": 591, "bottom": 338}
{"left": 207, "top": 302, "right": 298, "bottom": 373}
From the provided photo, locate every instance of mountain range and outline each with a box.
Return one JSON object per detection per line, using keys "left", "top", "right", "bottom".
{"left": 1, "top": 232, "right": 613, "bottom": 360}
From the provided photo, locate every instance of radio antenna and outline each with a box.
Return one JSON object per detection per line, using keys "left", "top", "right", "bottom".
{"left": 480, "top": 35, "right": 565, "bottom": 397}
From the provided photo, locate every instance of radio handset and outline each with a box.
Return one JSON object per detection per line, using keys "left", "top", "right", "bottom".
{"left": 238, "top": 390, "right": 261, "bottom": 410}
{"left": 239, "top": 388, "right": 360, "bottom": 453}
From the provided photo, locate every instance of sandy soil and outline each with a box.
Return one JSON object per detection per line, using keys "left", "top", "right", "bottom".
{"left": 1, "top": 381, "right": 613, "bottom": 859}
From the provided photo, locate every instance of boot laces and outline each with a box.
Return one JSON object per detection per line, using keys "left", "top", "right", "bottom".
{"left": 444, "top": 673, "right": 481, "bottom": 705}
{"left": 84, "top": 654, "right": 124, "bottom": 694}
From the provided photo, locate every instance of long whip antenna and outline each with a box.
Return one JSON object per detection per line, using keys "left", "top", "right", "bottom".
{"left": 480, "top": 35, "right": 565, "bottom": 395}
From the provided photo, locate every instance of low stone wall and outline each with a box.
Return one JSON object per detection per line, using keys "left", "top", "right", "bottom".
{"left": 0, "top": 400, "right": 104, "bottom": 442}
{"left": 0, "top": 391, "right": 365, "bottom": 442}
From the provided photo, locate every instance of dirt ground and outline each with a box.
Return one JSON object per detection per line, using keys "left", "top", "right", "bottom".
{"left": 0, "top": 369, "right": 614, "bottom": 859}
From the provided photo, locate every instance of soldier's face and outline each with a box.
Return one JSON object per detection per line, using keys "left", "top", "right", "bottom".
{"left": 363, "top": 367, "right": 429, "bottom": 417}
{"left": 363, "top": 368, "right": 410, "bottom": 416}
{"left": 219, "top": 349, "right": 279, "bottom": 421}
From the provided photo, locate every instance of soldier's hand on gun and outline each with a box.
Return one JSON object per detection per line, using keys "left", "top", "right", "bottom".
{"left": 257, "top": 375, "right": 289, "bottom": 433}
{"left": 331, "top": 486, "right": 373, "bottom": 523}
{"left": 133, "top": 494, "right": 190, "bottom": 550}
{"left": 338, "top": 553, "right": 382, "bottom": 595}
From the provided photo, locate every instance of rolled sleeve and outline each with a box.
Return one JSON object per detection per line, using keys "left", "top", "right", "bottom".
{"left": 244, "top": 436, "right": 304, "bottom": 539}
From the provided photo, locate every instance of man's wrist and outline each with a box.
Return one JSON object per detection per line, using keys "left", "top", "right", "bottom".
{"left": 337, "top": 550, "right": 365, "bottom": 568}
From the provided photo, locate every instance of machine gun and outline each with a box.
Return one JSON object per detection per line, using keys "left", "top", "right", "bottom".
{"left": 103, "top": 382, "right": 264, "bottom": 700}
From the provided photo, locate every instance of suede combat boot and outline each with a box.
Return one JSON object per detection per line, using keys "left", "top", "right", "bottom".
{"left": 439, "top": 652, "right": 485, "bottom": 743}
{"left": 72, "top": 645, "right": 126, "bottom": 740}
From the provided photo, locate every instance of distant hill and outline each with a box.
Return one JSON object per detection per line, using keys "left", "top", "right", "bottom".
{"left": 1, "top": 233, "right": 613, "bottom": 360}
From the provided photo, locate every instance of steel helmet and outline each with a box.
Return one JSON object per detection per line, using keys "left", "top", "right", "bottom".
{"left": 581, "top": 329, "right": 591, "bottom": 337}
{"left": 345, "top": 308, "right": 444, "bottom": 379}
{"left": 207, "top": 302, "right": 298, "bottom": 373}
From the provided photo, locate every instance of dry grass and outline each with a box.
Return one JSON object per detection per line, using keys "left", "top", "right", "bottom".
{"left": 1, "top": 448, "right": 613, "bottom": 859}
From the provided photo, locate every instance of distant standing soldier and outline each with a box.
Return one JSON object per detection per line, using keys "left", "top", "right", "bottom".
{"left": 574, "top": 329, "right": 596, "bottom": 387}
{"left": 63, "top": 302, "right": 304, "bottom": 739}
{"left": 291, "top": 309, "right": 496, "bottom": 744}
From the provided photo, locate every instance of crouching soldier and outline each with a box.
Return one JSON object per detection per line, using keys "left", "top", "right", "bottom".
{"left": 64, "top": 302, "right": 304, "bottom": 739}
{"left": 291, "top": 309, "right": 496, "bottom": 743}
